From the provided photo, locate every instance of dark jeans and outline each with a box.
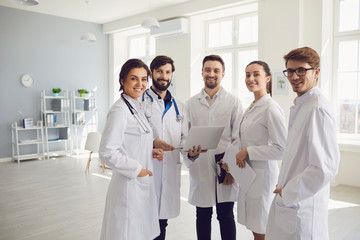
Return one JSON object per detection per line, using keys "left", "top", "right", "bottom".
{"left": 196, "top": 202, "right": 236, "bottom": 240}
{"left": 154, "top": 219, "right": 168, "bottom": 240}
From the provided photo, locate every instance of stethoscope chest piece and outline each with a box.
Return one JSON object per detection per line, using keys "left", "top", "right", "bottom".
{"left": 176, "top": 114, "right": 182, "bottom": 122}
{"left": 142, "top": 89, "right": 182, "bottom": 123}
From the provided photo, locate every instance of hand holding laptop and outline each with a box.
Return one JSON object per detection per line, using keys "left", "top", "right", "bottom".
{"left": 179, "top": 126, "right": 225, "bottom": 151}
{"left": 187, "top": 145, "right": 208, "bottom": 156}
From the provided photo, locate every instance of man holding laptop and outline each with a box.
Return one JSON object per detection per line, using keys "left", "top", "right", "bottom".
{"left": 184, "top": 55, "right": 243, "bottom": 240}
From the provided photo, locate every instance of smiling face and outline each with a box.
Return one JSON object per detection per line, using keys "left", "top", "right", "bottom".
{"left": 202, "top": 60, "right": 224, "bottom": 90}
{"left": 151, "top": 63, "right": 173, "bottom": 91}
{"left": 286, "top": 60, "right": 320, "bottom": 97}
{"left": 245, "top": 63, "right": 270, "bottom": 95}
{"left": 120, "top": 67, "right": 148, "bottom": 100}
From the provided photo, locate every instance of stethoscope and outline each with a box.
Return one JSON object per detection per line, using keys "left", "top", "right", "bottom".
{"left": 121, "top": 93, "right": 151, "bottom": 134}
{"left": 142, "top": 89, "right": 182, "bottom": 122}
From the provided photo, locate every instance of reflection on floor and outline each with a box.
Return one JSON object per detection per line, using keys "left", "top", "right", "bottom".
{"left": 0, "top": 156, "right": 359, "bottom": 240}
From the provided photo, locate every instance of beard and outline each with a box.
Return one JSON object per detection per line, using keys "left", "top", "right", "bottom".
{"left": 152, "top": 78, "right": 171, "bottom": 91}
{"left": 204, "top": 77, "right": 218, "bottom": 89}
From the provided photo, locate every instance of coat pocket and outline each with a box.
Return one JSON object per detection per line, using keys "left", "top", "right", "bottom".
{"left": 136, "top": 175, "right": 151, "bottom": 194}
{"left": 247, "top": 168, "right": 264, "bottom": 198}
{"left": 134, "top": 175, "right": 152, "bottom": 213}
{"left": 137, "top": 174, "right": 150, "bottom": 183}
{"left": 274, "top": 195, "right": 298, "bottom": 234}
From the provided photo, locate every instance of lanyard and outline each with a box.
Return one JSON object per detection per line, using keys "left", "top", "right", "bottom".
{"left": 121, "top": 94, "right": 151, "bottom": 134}
{"left": 142, "top": 89, "right": 182, "bottom": 122}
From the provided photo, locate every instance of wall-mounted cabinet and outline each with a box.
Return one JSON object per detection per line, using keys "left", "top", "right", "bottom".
{"left": 71, "top": 91, "right": 98, "bottom": 155}
{"left": 41, "top": 90, "right": 72, "bottom": 159}
{"left": 11, "top": 120, "right": 45, "bottom": 163}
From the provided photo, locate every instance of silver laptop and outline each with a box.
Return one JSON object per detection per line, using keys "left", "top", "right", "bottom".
{"left": 180, "top": 126, "right": 225, "bottom": 150}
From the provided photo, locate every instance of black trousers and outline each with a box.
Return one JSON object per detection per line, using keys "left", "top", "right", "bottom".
{"left": 196, "top": 202, "right": 236, "bottom": 240}
{"left": 154, "top": 219, "right": 168, "bottom": 240}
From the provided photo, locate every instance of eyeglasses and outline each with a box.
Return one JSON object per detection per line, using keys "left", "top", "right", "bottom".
{"left": 283, "top": 67, "right": 317, "bottom": 77}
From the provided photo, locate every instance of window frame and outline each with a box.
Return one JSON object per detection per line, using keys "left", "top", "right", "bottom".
{"left": 204, "top": 12, "right": 258, "bottom": 109}
{"left": 127, "top": 32, "right": 155, "bottom": 64}
{"left": 205, "top": 16, "right": 234, "bottom": 52}
{"left": 334, "top": 0, "right": 360, "bottom": 141}
{"left": 335, "top": 0, "right": 360, "bottom": 36}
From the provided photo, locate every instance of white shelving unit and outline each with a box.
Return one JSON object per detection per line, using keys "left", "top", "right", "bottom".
{"left": 11, "top": 120, "right": 45, "bottom": 163}
{"left": 71, "top": 91, "right": 98, "bottom": 155}
{"left": 41, "top": 90, "right": 72, "bottom": 159}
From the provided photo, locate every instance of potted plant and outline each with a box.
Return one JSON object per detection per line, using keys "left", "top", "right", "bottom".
{"left": 52, "top": 88, "right": 62, "bottom": 97}
{"left": 78, "top": 89, "right": 88, "bottom": 97}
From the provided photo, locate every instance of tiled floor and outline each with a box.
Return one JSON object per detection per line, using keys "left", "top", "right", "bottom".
{"left": 0, "top": 156, "right": 359, "bottom": 240}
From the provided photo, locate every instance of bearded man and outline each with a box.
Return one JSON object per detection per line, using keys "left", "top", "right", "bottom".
{"left": 142, "top": 55, "right": 185, "bottom": 240}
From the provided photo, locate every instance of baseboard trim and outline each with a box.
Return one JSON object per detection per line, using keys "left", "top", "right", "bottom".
{"left": 0, "top": 157, "right": 13, "bottom": 163}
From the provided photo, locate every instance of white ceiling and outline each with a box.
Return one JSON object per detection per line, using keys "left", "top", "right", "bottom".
{"left": 0, "top": 0, "right": 191, "bottom": 24}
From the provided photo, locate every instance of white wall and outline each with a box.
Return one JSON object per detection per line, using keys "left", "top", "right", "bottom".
{"left": 156, "top": 34, "right": 191, "bottom": 103}
{"left": 337, "top": 150, "right": 360, "bottom": 187}
{"left": 258, "top": 0, "right": 327, "bottom": 123}
{"left": 190, "top": 14, "right": 206, "bottom": 98}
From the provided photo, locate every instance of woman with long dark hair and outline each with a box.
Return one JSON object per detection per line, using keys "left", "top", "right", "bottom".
{"left": 233, "top": 61, "right": 287, "bottom": 240}
{"left": 99, "top": 59, "right": 163, "bottom": 240}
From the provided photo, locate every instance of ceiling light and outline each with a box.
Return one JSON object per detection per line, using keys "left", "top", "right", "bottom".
{"left": 80, "top": 32, "right": 97, "bottom": 42}
{"left": 141, "top": 17, "right": 160, "bottom": 29}
{"left": 12, "top": 0, "right": 39, "bottom": 6}
{"left": 80, "top": 0, "right": 96, "bottom": 42}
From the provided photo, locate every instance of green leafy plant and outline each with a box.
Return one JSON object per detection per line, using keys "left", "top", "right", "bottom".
{"left": 278, "top": 79, "right": 285, "bottom": 88}
{"left": 52, "top": 88, "right": 62, "bottom": 93}
{"left": 78, "top": 89, "right": 88, "bottom": 94}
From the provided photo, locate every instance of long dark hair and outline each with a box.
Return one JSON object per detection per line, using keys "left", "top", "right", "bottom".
{"left": 246, "top": 60, "right": 272, "bottom": 96}
{"left": 119, "top": 59, "right": 150, "bottom": 91}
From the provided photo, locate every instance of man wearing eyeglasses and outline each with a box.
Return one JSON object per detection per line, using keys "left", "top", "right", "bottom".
{"left": 265, "top": 47, "right": 340, "bottom": 240}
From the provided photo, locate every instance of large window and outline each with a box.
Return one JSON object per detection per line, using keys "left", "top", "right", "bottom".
{"left": 205, "top": 13, "right": 258, "bottom": 108}
{"left": 335, "top": 0, "right": 360, "bottom": 140}
{"left": 111, "top": 31, "right": 155, "bottom": 104}
{"left": 128, "top": 33, "right": 155, "bottom": 65}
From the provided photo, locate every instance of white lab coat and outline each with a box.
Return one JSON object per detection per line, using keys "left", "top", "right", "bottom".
{"left": 99, "top": 94, "right": 159, "bottom": 240}
{"left": 236, "top": 94, "right": 287, "bottom": 234}
{"left": 142, "top": 88, "right": 185, "bottom": 219}
{"left": 266, "top": 87, "right": 340, "bottom": 240}
{"left": 184, "top": 87, "right": 243, "bottom": 207}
